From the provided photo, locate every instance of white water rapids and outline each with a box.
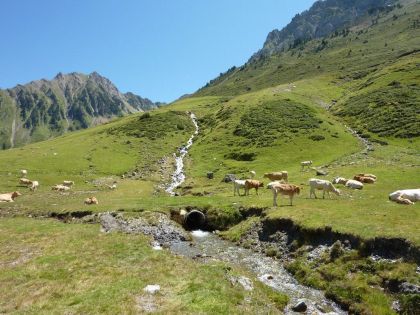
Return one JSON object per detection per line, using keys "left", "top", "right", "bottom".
{"left": 165, "top": 112, "right": 199, "bottom": 196}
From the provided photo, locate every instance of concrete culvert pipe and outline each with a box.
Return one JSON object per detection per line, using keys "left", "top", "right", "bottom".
{"left": 184, "top": 210, "right": 206, "bottom": 230}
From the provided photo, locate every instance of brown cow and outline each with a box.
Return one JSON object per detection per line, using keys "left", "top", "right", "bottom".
{"left": 263, "top": 171, "right": 288, "bottom": 182}
{"left": 357, "top": 173, "right": 377, "bottom": 180}
{"left": 244, "top": 180, "right": 264, "bottom": 195}
{"left": 271, "top": 183, "right": 300, "bottom": 206}
{"left": 354, "top": 175, "right": 376, "bottom": 184}
{"left": 84, "top": 197, "right": 99, "bottom": 205}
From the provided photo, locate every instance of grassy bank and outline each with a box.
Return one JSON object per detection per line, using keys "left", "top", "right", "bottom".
{"left": 0, "top": 217, "right": 288, "bottom": 314}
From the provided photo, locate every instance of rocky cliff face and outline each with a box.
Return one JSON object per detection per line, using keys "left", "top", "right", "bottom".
{"left": 253, "top": 0, "right": 397, "bottom": 58}
{"left": 0, "top": 72, "right": 161, "bottom": 149}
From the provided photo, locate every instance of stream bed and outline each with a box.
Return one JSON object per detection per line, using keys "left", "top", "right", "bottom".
{"left": 170, "top": 230, "right": 346, "bottom": 315}
{"left": 165, "top": 112, "right": 199, "bottom": 196}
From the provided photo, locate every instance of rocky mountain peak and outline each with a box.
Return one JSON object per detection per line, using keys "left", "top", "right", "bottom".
{"left": 253, "top": 0, "right": 398, "bottom": 59}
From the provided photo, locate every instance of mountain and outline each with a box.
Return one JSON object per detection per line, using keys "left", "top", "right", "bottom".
{"left": 0, "top": 72, "right": 161, "bottom": 149}
{"left": 254, "top": 0, "right": 398, "bottom": 59}
{"left": 196, "top": 0, "right": 419, "bottom": 139}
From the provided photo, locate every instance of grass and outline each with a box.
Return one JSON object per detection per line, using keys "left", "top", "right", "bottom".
{"left": 0, "top": 217, "right": 288, "bottom": 314}
{"left": 0, "top": 79, "right": 419, "bottom": 245}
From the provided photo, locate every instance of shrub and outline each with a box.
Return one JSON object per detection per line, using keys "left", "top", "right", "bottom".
{"left": 225, "top": 152, "right": 257, "bottom": 161}
{"left": 140, "top": 112, "right": 151, "bottom": 120}
{"left": 308, "top": 134, "right": 325, "bottom": 141}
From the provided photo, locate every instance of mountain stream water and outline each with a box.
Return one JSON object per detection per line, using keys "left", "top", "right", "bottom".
{"left": 165, "top": 112, "right": 199, "bottom": 195}
{"left": 171, "top": 231, "right": 346, "bottom": 315}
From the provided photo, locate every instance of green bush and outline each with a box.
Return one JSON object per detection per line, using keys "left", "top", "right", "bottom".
{"left": 308, "top": 134, "right": 326, "bottom": 141}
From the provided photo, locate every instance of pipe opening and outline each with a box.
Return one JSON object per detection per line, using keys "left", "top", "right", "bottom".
{"left": 184, "top": 210, "right": 206, "bottom": 230}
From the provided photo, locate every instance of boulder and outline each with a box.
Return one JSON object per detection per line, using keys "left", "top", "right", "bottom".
{"left": 316, "top": 169, "right": 328, "bottom": 176}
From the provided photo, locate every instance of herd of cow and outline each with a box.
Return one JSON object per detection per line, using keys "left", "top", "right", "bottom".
{"left": 0, "top": 162, "right": 419, "bottom": 207}
{"left": 0, "top": 170, "right": 99, "bottom": 205}
{"left": 231, "top": 161, "right": 420, "bottom": 206}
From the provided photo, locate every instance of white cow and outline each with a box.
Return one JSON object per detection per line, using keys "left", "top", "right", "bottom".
{"left": 29, "top": 181, "right": 39, "bottom": 191}
{"left": 0, "top": 191, "right": 21, "bottom": 202}
{"left": 389, "top": 189, "right": 420, "bottom": 204}
{"left": 233, "top": 180, "right": 246, "bottom": 196}
{"left": 309, "top": 178, "right": 340, "bottom": 199}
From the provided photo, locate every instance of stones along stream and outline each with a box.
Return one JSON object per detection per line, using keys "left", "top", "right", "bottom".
{"left": 165, "top": 112, "right": 199, "bottom": 196}
{"left": 170, "top": 230, "right": 346, "bottom": 315}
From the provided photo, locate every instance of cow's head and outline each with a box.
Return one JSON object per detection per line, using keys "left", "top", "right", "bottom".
{"left": 12, "top": 191, "right": 22, "bottom": 199}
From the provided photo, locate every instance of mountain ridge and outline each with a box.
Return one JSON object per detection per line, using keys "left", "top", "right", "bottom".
{"left": 0, "top": 71, "right": 162, "bottom": 149}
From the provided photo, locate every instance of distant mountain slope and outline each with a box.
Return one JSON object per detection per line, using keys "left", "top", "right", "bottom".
{"left": 254, "top": 0, "right": 398, "bottom": 59}
{"left": 0, "top": 72, "right": 162, "bottom": 149}
{"left": 196, "top": 0, "right": 419, "bottom": 139}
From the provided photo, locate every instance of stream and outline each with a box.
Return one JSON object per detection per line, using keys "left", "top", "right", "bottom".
{"left": 160, "top": 112, "right": 346, "bottom": 313}
{"left": 344, "top": 124, "right": 373, "bottom": 152}
{"left": 171, "top": 231, "right": 346, "bottom": 315}
{"left": 165, "top": 112, "right": 199, "bottom": 196}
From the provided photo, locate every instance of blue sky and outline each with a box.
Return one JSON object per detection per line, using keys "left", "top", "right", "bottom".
{"left": 0, "top": 1, "right": 315, "bottom": 102}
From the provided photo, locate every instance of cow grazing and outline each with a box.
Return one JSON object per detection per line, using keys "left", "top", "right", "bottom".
{"left": 20, "top": 170, "right": 28, "bottom": 178}
{"left": 354, "top": 175, "right": 376, "bottom": 184}
{"left": 244, "top": 180, "right": 264, "bottom": 196}
{"left": 0, "top": 191, "right": 22, "bottom": 202}
{"left": 29, "top": 181, "right": 39, "bottom": 192}
{"left": 264, "top": 171, "right": 288, "bottom": 182}
{"left": 84, "top": 197, "right": 99, "bottom": 205}
{"left": 249, "top": 170, "right": 256, "bottom": 178}
{"left": 233, "top": 180, "right": 246, "bottom": 196}
{"left": 389, "top": 189, "right": 420, "bottom": 204}
{"left": 271, "top": 183, "right": 300, "bottom": 206}
{"left": 309, "top": 178, "right": 340, "bottom": 199}
{"left": 301, "top": 160, "right": 313, "bottom": 171}
{"left": 19, "top": 178, "right": 32, "bottom": 186}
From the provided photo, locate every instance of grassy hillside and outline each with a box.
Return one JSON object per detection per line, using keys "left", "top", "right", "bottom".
{"left": 0, "top": 1, "right": 419, "bottom": 313}
{"left": 196, "top": 0, "right": 419, "bottom": 139}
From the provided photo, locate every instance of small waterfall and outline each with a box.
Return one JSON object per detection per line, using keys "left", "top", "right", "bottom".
{"left": 165, "top": 112, "right": 199, "bottom": 195}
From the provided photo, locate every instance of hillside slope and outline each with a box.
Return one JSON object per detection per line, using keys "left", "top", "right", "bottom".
{"left": 0, "top": 72, "right": 162, "bottom": 149}
{"left": 196, "top": 0, "right": 419, "bottom": 139}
